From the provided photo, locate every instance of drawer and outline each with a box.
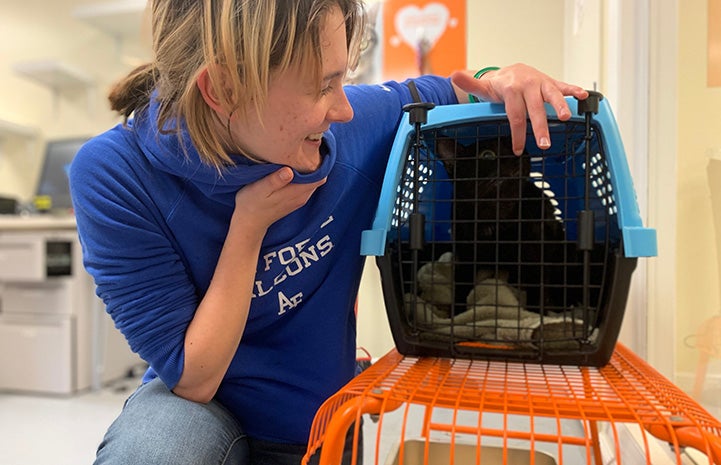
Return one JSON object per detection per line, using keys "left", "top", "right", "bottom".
{"left": 0, "top": 314, "right": 75, "bottom": 394}
{"left": 0, "top": 232, "right": 74, "bottom": 282}
{"left": 0, "top": 236, "right": 44, "bottom": 281}
{"left": 2, "top": 281, "right": 72, "bottom": 315}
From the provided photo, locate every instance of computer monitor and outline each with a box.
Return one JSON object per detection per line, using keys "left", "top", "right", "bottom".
{"left": 35, "top": 137, "right": 88, "bottom": 212}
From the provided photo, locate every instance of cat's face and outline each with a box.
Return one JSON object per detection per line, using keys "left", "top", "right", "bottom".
{"left": 432, "top": 134, "right": 570, "bottom": 312}
{"left": 434, "top": 135, "right": 530, "bottom": 212}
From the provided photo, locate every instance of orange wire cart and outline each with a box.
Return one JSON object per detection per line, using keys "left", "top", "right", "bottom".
{"left": 303, "top": 344, "right": 721, "bottom": 465}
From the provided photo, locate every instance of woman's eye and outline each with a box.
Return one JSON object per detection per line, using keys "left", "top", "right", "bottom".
{"left": 320, "top": 85, "right": 333, "bottom": 96}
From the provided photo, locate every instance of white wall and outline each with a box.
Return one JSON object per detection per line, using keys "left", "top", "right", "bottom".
{"left": 599, "top": 0, "right": 656, "bottom": 361}
{"left": 0, "top": 0, "right": 149, "bottom": 202}
{"left": 465, "top": 0, "right": 565, "bottom": 74}
{"left": 563, "top": 0, "right": 602, "bottom": 91}
{"left": 675, "top": 0, "right": 721, "bottom": 397}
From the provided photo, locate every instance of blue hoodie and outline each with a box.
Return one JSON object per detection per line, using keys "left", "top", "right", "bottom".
{"left": 69, "top": 76, "right": 457, "bottom": 443}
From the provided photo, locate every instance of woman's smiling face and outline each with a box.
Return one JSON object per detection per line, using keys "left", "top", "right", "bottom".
{"left": 229, "top": 6, "right": 354, "bottom": 173}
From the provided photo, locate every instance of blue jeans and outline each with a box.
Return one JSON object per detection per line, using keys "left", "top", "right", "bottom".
{"left": 94, "top": 378, "right": 361, "bottom": 465}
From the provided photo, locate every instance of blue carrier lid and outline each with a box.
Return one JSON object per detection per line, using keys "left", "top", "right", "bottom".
{"left": 360, "top": 96, "right": 657, "bottom": 258}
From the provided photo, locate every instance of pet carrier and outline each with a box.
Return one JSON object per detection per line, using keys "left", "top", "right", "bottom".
{"left": 361, "top": 90, "right": 657, "bottom": 366}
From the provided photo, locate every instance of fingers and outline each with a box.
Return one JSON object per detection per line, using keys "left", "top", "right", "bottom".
{"left": 268, "top": 166, "right": 294, "bottom": 191}
{"left": 545, "top": 81, "right": 590, "bottom": 121}
{"left": 449, "top": 70, "right": 476, "bottom": 94}
{"left": 524, "top": 80, "right": 590, "bottom": 150}
{"left": 280, "top": 178, "right": 327, "bottom": 211}
{"left": 233, "top": 168, "right": 326, "bottom": 228}
{"left": 450, "top": 70, "right": 500, "bottom": 103}
{"left": 263, "top": 168, "right": 326, "bottom": 211}
{"left": 453, "top": 65, "right": 590, "bottom": 154}
{"left": 503, "top": 76, "right": 554, "bottom": 155}
{"left": 503, "top": 92, "right": 529, "bottom": 156}
{"left": 542, "top": 80, "right": 572, "bottom": 120}
{"left": 493, "top": 67, "right": 589, "bottom": 154}
{"left": 523, "top": 80, "right": 563, "bottom": 152}
{"left": 562, "top": 83, "right": 591, "bottom": 103}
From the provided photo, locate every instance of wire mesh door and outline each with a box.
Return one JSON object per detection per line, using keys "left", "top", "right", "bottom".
{"left": 376, "top": 94, "right": 639, "bottom": 365}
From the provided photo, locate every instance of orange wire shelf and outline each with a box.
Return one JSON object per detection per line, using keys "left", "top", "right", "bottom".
{"left": 303, "top": 343, "right": 721, "bottom": 465}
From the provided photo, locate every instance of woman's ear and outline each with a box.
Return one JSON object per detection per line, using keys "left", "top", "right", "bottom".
{"left": 196, "top": 67, "right": 235, "bottom": 115}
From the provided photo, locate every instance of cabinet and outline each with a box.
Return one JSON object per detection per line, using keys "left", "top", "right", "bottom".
{"left": 0, "top": 216, "right": 140, "bottom": 395}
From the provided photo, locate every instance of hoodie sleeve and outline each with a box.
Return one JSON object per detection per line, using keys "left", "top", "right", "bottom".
{"left": 69, "top": 128, "right": 194, "bottom": 389}
{"left": 336, "top": 75, "right": 458, "bottom": 184}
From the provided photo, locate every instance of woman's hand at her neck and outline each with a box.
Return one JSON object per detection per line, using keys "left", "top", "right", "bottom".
{"left": 172, "top": 167, "right": 326, "bottom": 402}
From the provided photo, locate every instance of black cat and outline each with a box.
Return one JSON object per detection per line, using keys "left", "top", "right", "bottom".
{"left": 434, "top": 135, "right": 572, "bottom": 315}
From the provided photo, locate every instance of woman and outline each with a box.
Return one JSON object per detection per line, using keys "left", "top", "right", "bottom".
{"left": 69, "top": 0, "right": 588, "bottom": 464}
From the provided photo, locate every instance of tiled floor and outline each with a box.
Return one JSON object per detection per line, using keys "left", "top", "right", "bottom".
{"left": 0, "top": 375, "right": 718, "bottom": 465}
{"left": 0, "top": 376, "right": 137, "bottom": 465}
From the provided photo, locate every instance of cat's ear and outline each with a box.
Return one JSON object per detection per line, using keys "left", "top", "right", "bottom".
{"left": 435, "top": 137, "right": 456, "bottom": 160}
{"left": 434, "top": 137, "right": 457, "bottom": 174}
{"left": 435, "top": 136, "right": 475, "bottom": 159}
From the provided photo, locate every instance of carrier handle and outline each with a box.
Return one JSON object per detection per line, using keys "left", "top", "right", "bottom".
{"left": 577, "top": 90, "right": 603, "bottom": 115}
{"left": 404, "top": 81, "right": 435, "bottom": 251}
{"left": 578, "top": 90, "right": 604, "bottom": 320}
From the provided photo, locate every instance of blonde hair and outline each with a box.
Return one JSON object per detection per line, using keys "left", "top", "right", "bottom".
{"left": 109, "top": 0, "right": 364, "bottom": 170}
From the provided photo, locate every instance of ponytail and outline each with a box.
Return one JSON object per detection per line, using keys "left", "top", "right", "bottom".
{"left": 108, "top": 63, "right": 158, "bottom": 122}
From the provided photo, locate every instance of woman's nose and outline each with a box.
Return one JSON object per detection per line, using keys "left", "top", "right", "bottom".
{"left": 328, "top": 88, "right": 354, "bottom": 123}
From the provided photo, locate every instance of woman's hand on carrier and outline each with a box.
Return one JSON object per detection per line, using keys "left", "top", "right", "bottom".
{"left": 451, "top": 63, "right": 589, "bottom": 156}
{"left": 232, "top": 167, "right": 326, "bottom": 232}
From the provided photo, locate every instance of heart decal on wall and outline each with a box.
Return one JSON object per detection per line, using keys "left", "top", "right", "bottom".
{"left": 392, "top": 3, "right": 451, "bottom": 49}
